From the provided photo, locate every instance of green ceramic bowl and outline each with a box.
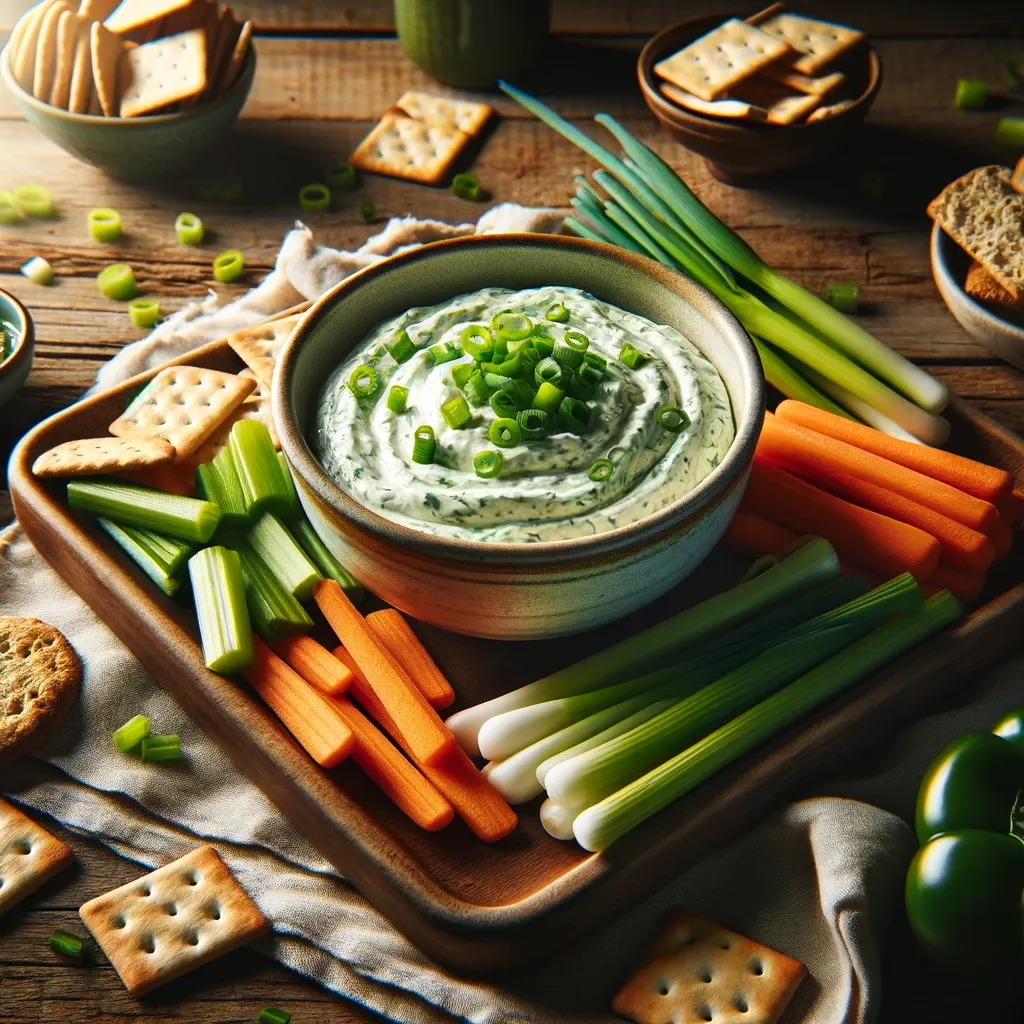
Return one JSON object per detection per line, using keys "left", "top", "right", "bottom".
{"left": 276, "top": 234, "right": 765, "bottom": 640}
{"left": 0, "top": 43, "right": 255, "bottom": 183}
{"left": 0, "top": 288, "right": 35, "bottom": 412}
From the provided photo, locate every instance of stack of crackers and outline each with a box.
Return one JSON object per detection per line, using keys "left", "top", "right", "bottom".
{"left": 653, "top": 4, "right": 866, "bottom": 126}
{"left": 929, "top": 159, "right": 1024, "bottom": 320}
{"left": 5, "top": 0, "right": 252, "bottom": 117}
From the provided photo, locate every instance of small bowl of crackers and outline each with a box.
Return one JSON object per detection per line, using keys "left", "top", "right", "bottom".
{"left": 0, "top": 0, "right": 255, "bottom": 183}
{"left": 0, "top": 287, "right": 35, "bottom": 412}
{"left": 637, "top": 4, "right": 881, "bottom": 184}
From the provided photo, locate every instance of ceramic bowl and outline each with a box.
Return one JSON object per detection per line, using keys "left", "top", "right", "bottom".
{"left": 0, "top": 44, "right": 255, "bottom": 183}
{"left": 931, "top": 222, "right": 1024, "bottom": 371}
{"left": 0, "top": 288, "right": 35, "bottom": 412}
{"left": 276, "top": 234, "right": 764, "bottom": 641}
{"left": 637, "top": 15, "right": 882, "bottom": 185}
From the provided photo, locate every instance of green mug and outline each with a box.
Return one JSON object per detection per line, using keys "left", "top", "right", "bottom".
{"left": 394, "top": 0, "right": 552, "bottom": 88}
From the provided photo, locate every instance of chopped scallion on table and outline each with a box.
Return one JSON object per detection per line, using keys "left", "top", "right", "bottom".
{"left": 954, "top": 79, "right": 987, "bottom": 109}
{"left": 174, "top": 212, "right": 204, "bottom": 246}
{"left": 0, "top": 191, "right": 20, "bottom": 224}
{"left": 452, "top": 172, "right": 483, "bottom": 200}
{"left": 326, "top": 163, "right": 359, "bottom": 191}
{"left": 189, "top": 546, "right": 254, "bottom": 674}
{"left": 12, "top": 184, "right": 53, "bottom": 217}
{"left": 360, "top": 199, "right": 376, "bottom": 222}
{"left": 113, "top": 714, "right": 151, "bottom": 753}
{"left": 97, "top": 263, "right": 136, "bottom": 300}
{"left": 258, "top": 1009, "right": 293, "bottom": 1024}
{"left": 88, "top": 207, "right": 122, "bottom": 242}
{"left": 68, "top": 480, "right": 221, "bottom": 543}
{"left": 213, "top": 249, "right": 245, "bottom": 283}
{"left": 412, "top": 424, "right": 437, "bottom": 463}
{"left": 21, "top": 256, "right": 54, "bottom": 285}
{"left": 824, "top": 283, "right": 859, "bottom": 314}
{"left": 140, "top": 734, "right": 183, "bottom": 763}
{"left": 48, "top": 930, "right": 84, "bottom": 959}
{"left": 995, "top": 117, "right": 1024, "bottom": 147}
{"left": 299, "top": 182, "right": 332, "bottom": 211}
{"left": 129, "top": 297, "right": 160, "bottom": 328}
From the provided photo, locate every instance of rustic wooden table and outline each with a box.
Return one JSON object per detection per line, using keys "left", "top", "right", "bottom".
{"left": 1, "top": 2, "right": 1021, "bottom": 1021}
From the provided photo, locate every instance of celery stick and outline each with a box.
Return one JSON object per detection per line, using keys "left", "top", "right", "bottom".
{"left": 118, "top": 525, "right": 195, "bottom": 576}
{"left": 229, "top": 420, "right": 291, "bottom": 518}
{"left": 113, "top": 714, "right": 150, "bottom": 753}
{"left": 236, "top": 540, "right": 313, "bottom": 643}
{"left": 247, "top": 512, "right": 321, "bottom": 600}
{"left": 70, "top": 480, "right": 220, "bottom": 543}
{"left": 291, "top": 518, "right": 363, "bottom": 604}
{"left": 196, "top": 447, "right": 248, "bottom": 530}
{"left": 97, "top": 518, "right": 183, "bottom": 596}
{"left": 277, "top": 452, "right": 301, "bottom": 520}
{"left": 188, "top": 547, "right": 254, "bottom": 674}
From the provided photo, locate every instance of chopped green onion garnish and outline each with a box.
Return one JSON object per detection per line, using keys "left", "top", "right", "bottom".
{"left": 291, "top": 518, "right": 363, "bottom": 604}
{"left": 21, "top": 256, "right": 53, "bottom": 285}
{"left": 13, "top": 184, "right": 53, "bottom": 217}
{"left": 349, "top": 364, "right": 380, "bottom": 398}
{"left": 229, "top": 420, "right": 292, "bottom": 520}
{"left": 213, "top": 249, "right": 245, "bottom": 283}
{"left": 566, "top": 374, "right": 594, "bottom": 401}
{"left": 588, "top": 458, "right": 614, "bottom": 482}
{"left": 996, "top": 117, "right": 1024, "bottom": 147}
{"left": 387, "top": 384, "right": 409, "bottom": 413}
{"left": 490, "top": 387, "right": 519, "bottom": 418}
{"left": 326, "top": 163, "right": 359, "bottom": 191}
{"left": 657, "top": 405, "right": 689, "bottom": 433}
{"left": 1006, "top": 56, "right": 1024, "bottom": 92}
{"left": 451, "top": 172, "right": 483, "bottom": 200}
{"left": 460, "top": 324, "right": 493, "bottom": 360}
{"left": 474, "top": 450, "right": 503, "bottom": 478}
{"left": 451, "top": 362, "right": 473, "bottom": 389}
{"left": 237, "top": 539, "right": 314, "bottom": 642}
{"left": 360, "top": 199, "right": 376, "bottom": 221}
{"left": 113, "top": 714, "right": 151, "bottom": 753}
{"left": 824, "top": 283, "right": 859, "bottom": 314}
{"left": 88, "top": 207, "right": 122, "bottom": 242}
{"left": 464, "top": 370, "right": 489, "bottom": 406}
{"left": 519, "top": 346, "right": 541, "bottom": 374}
{"left": 619, "top": 342, "right": 647, "bottom": 369}
{"left": 559, "top": 396, "right": 590, "bottom": 434}
{"left": 552, "top": 341, "right": 585, "bottom": 369}
{"left": 258, "top": 1009, "right": 292, "bottom": 1024}
{"left": 516, "top": 407, "right": 548, "bottom": 438}
{"left": 277, "top": 452, "right": 301, "bottom": 521}
{"left": 482, "top": 352, "right": 522, "bottom": 378}
{"left": 489, "top": 417, "right": 521, "bottom": 448}
{"left": 427, "top": 341, "right": 462, "bottom": 365}
{"left": 48, "top": 930, "right": 84, "bottom": 959}
{"left": 954, "top": 79, "right": 987, "bottom": 110}
{"left": 441, "top": 394, "right": 472, "bottom": 429}
{"left": 196, "top": 448, "right": 249, "bottom": 530}
{"left": 493, "top": 311, "right": 532, "bottom": 341}
{"left": 532, "top": 382, "right": 565, "bottom": 415}
{"left": 583, "top": 350, "right": 607, "bottom": 371}
{"left": 0, "top": 192, "right": 20, "bottom": 224}
{"left": 545, "top": 303, "right": 570, "bottom": 323}
{"left": 387, "top": 328, "right": 415, "bottom": 363}
{"left": 129, "top": 298, "right": 160, "bottom": 328}
{"left": 577, "top": 362, "right": 604, "bottom": 389}
{"left": 97, "top": 263, "right": 136, "bottom": 300}
{"left": 68, "top": 480, "right": 221, "bottom": 543}
{"left": 189, "top": 546, "right": 254, "bottom": 674}
{"left": 248, "top": 512, "right": 322, "bottom": 600}
{"left": 483, "top": 372, "right": 513, "bottom": 391}
{"left": 141, "top": 734, "right": 183, "bottom": 763}
{"left": 174, "top": 212, "right": 204, "bottom": 246}
{"left": 533, "top": 336, "right": 554, "bottom": 358}
{"left": 535, "top": 356, "right": 564, "bottom": 386}
{"left": 564, "top": 330, "right": 590, "bottom": 352}
{"left": 97, "top": 518, "right": 183, "bottom": 596}
{"left": 299, "top": 182, "right": 331, "bottom": 211}
{"left": 412, "top": 424, "right": 437, "bottom": 464}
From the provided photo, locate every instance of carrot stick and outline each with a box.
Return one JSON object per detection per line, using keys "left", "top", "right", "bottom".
{"left": 334, "top": 647, "right": 517, "bottom": 842}
{"left": 365, "top": 609, "right": 455, "bottom": 710}
{"left": 759, "top": 412, "right": 1000, "bottom": 534}
{"left": 743, "top": 458, "right": 941, "bottom": 581}
{"left": 314, "top": 579, "right": 455, "bottom": 767}
{"left": 924, "top": 564, "right": 986, "bottom": 603}
{"left": 243, "top": 638, "right": 355, "bottom": 768}
{"left": 272, "top": 634, "right": 353, "bottom": 696}
{"left": 775, "top": 400, "right": 1013, "bottom": 505}
{"left": 721, "top": 511, "right": 799, "bottom": 559}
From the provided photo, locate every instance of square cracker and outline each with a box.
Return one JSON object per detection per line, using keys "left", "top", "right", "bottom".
{"left": 394, "top": 90, "right": 492, "bottom": 137}
{"left": 104, "top": 0, "right": 194, "bottom": 36}
{"left": 660, "top": 82, "right": 768, "bottom": 122}
{"left": 729, "top": 75, "right": 822, "bottom": 124}
{"left": 0, "top": 798, "right": 74, "bottom": 917}
{"left": 32, "top": 435, "right": 176, "bottom": 477}
{"left": 48, "top": 8, "right": 79, "bottom": 108}
{"left": 652, "top": 19, "right": 793, "bottom": 103}
{"left": 188, "top": 371, "right": 279, "bottom": 467}
{"left": 755, "top": 11, "right": 865, "bottom": 75}
{"left": 79, "top": 845, "right": 268, "bottom": 996}
{"left": 226, "top": 313, "right": 302, "bottom": 388}
{"left": 109, "top": 364, "right": 256, "bottom": 458}
{"left": 612, "top": 910, "right": 807, "bottom": 1024}
{"left": 90, "top": 19, "right": 122, "bottom": 115}
{"left": 761, "top": 65, "right": 844, "bottom": 97}
{"left": 69, "top": 17, "right": 94, "bottom": 113}
{"left": 350, "top": 113, "right": 472, "bottom": 185}
{"left": 33, "top": 0, "right": 72, "bottom": 101}
{"left": 119, "top": 26, "right": 206, "bottom": 117}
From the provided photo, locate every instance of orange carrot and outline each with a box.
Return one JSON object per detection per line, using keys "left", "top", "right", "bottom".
{"left": 334, "top": 647, "right": 517, "bottom": 842}
{"left": 314, "top": 579, "right": 455, "bottom": 767}
{"left": 743, "top": 457, "right": 941, "bottom": 581}
{"left": 924, "top": 564, "right": 986, "bottom": 603}
{"left": 721, "top": 511, "right": 799, "bottom": 559}
{"left": 365, "top": 609, "right": 455, "bottom": 710}
{"left": 272, "top": 634, "right": 353, "bottom": 696}
{"left": 759, "top": 412, "right": 1000, "bottom": 534}
{"left": 776, "top": 400, "right": 1013, "bottom": 505}
{"left": 243, "top": 639, "right": 355, "bottom": 768}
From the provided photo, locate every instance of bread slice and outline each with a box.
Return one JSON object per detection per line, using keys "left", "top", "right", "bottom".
{"left": 965, "top": 261, "right": 1024, "bottom": 310}
{"left": 928, "top": 166, "right": 1024, "bottom": 301}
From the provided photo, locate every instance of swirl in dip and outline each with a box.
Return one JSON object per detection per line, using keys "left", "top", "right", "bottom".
{"left": 315, "top": 286, "right": 735, "bottom": 543}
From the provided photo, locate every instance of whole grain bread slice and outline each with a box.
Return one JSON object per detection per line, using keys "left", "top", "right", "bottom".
{"left": 928, "top": 165, "right": 1024, "bottom": 301}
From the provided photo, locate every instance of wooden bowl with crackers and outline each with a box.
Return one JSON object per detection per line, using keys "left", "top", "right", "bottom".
{"left": 637, "top": 6, "right": 882, "bottom": 185}
{"left": 0, "top": 0, "right": 256, "bottom": 182}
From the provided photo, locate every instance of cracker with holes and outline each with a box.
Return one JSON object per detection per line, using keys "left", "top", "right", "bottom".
{"left": 612, "top": 910, "right": 806, "bottom": 1024}
{"left": 188, "top": 370, "right": 279, "bottom": 467}
{"left": 0, "top": 617, "right": 82, "bottom": 768}
{"left": 652, "top": 19, "right": 793, "bottom": 103}
{"left": 119, "top": 26, "right": 207, "bottom": 117}
{"left": 104, "top": 0, "right": 195, "bottom": 40}
{"left": 32, "top": 436, "right": 177, "bottom": 477}
{"left": 0, "top": 798, "right": 74, "bottom": 916}
{"left": 753, "top": 11, "right": 865, "bottom": 76}
{"left": 394, "top": 90, "right": 493, "bottom": 137}
{"left": 79, "top": 845, "right": 268, "bottom": 996}
{"left": 226, "top": 313, "right": 302, "bottom": 388}
{"left": 350, "top": 113, "right": 473, "bottom": 186}
{"left": 108, "top": 365, "right": 256, "bottom": 459}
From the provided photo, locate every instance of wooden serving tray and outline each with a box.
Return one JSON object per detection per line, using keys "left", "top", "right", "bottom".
{"left": 10, "top": 336, "right": 1024, "bottom": 974}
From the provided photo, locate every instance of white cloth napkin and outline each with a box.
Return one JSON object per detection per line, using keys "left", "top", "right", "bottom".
{"left": 3, "top": 205, "right": 1008, "bottom": 1024}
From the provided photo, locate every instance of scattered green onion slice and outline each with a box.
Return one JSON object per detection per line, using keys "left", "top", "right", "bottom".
{"left": 258, "top": 1009, "right": 292, "bottom": 1024}
{"left": 441, "top": 394, "right": 472, "bottom": 429}
{"left": 533, "top": 336, "right": 554, "bottom": 358}
{"left": 545, "top": 302, "right": 570, "bottom": 323}
{"left": 13, "top": 184, "right": 53, "bottom": 217}
{"left": 564, "top": 329, "right": 590, "bottom": 352}
{"left": 559, "top": 396, "right": 590, "bottom": 434}
{"left": 387, "top": 328, "right": 415, "bottom": 363}
{"left": 489, "top": 417, "right": 522, "bottom": 448}
{"left": 97, "top": 263, "right": 136, "bottom": 300}
{"left": 48, "top": 930, "right": 84, "bottom": 959}
{"left": 326, "top": 163, "right": 359, "bottom": 191}
{"left": 954, "top": 79, "right": 987, "bottom": 110}
{"left": 474, "top": 450, "right": 503, "bottom": 478}
{"left": 113, "top": 714, "right": 151, "bottom": 753}
{"left": 460, "top": 324, "right": 494, "bottom": 360}
{"left": 141, "top": 734, "right": 183, "bottom": 763}
{"left": 451, "top": 362, "right": 473, "bottom": 388}
{"left": 21, "top": 256, "right": 54, "bottom": 285}
{"left": 482, "top": 352, "right": 522, "bottom": 378}
{"left": 657, "top": 405, "right": 690, "bottom": 433}
{"left": 213, "top": 249, "right": 244, "bottom": 283}
{"left": 996, "top": 117, "right": 1024, "bottom": 147}
{"left": 490, "top": 387, "right": 520, "bottom": 419}
{"left": 493, "top": 311, "right": 533, "bottom": 341}
{"left": 552, "top": 340, "right": 585, "bottom": 369}
{"left": 412, "top": 424, "right": 437, "bottom": 464}
{"left": 577, "top": 363, "right": 604, "bottom": 389}
{"left": 464, "top": 370, "right": 489, "bottom": 406}
{"left": 0, "top": 192, "right": 20, "bottom": 224}
{"left": 452, "top": 172, "right": 482, "bottom": 201}
{"left": 583, "top": 350, "right": 607, "bottom": 371}
{"left": 174, "top": 211, "right": 204, "bottom": 245}
{"left": 360, "top": 199, "right": 376, "bottom": 221}
{"left": 387, "top": 385, "right": 408, "bottom": 413}
{"left": 516, "top": 407, "right": 548, "bottom": 437}
{"left": 349, "top": 365, "right": 380, "bottom": 398}
{"left": 824, "top": 283, "right": 859, "bottom": 314}
{"left": 588, "top": 458, "right": 615, "bottom": 482}
{"left": 535, "top": 356, "right": 564, "bottom": 385}
{"left": 88, "top": 207, "right": 122, "bottom": 242}
{"left": 299, "top": 182, "right": 331, "bottom": 212}
{"left": 428, "top": 341, "right": 462, "bottom": 365}
{"left": 1006, "top": 56, "right": 1024, "bottom": 92}
{"left": 619, "top": 342, "right": 647, "bottom": 369}
{"left": 129, "top": 297, "right": 160, "bottom": 328}
{"left": 483, "top": 372, "right": 513, "bottom": 391}
{"left": 532, "top": 382, "right": 565, "bottom": 415}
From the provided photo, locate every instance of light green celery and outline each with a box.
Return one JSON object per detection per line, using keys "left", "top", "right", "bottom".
{"left": 195, "top": 447, "right": 248, "bottom": 530}
{"left": 277, "top": 452, "right": 302, "bottom": 519}
{"left": 68, "top": 480, "right": 220, "bottom": 543}
{"left": 236, "top": 540, "right": 313, "bottom": 643}
{"left": 752, "top": 337, "right": 852, "bottom": 420}
{"left": 229, "top": 420, "right": 292, "bottom": 519}
{"left": 188, "top": 547, "right": 254, "bottom": 674}
{"left": 291, "top": 518, "right": 364, "bottom": 604}
{"left": 572, "top": 591, "right": 962, "bottom": 851}
{"left": 113, "top": 714, "right": 150, "bottom": 753}
{"left": 117, "top": 525, "right": 195, "bottom": 576}
{"left": 247, "top": 512, "right": 322, "bottom": 601}
{"left": 97, "top": 518, "right": 183, "bottom": 597}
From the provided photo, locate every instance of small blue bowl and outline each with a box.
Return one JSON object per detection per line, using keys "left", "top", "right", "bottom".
{"left": 0, "top": 288, "right": 35, "bottom": 412}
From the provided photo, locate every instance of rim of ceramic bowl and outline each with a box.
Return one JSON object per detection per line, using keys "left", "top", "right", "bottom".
{"left": 276, "top": 233, "right": 764, "bottom": 568}
{"left": 0, "top": 288, "right": 34, "bottom": 374}
{"left": 637, "top": 15, "right": 882, "bottom": 134}
{"left": 0, "top": 41, "right": 255, "bottom": 125}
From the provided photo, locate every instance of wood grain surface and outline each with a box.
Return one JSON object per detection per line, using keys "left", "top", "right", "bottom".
{"left": 1, "top": 0, "right": 1022, "bottom": 1020}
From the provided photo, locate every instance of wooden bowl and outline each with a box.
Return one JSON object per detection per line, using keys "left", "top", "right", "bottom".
{"left": 637, "top": 15, "right": 883, "bottom": 185}
{"left": 0, "top": 287, "right": 34, "bottom": 411}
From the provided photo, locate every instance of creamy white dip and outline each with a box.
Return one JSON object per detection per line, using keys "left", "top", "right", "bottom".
{"left": 315, "top": 286, "right": 735, "bottom": 543}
